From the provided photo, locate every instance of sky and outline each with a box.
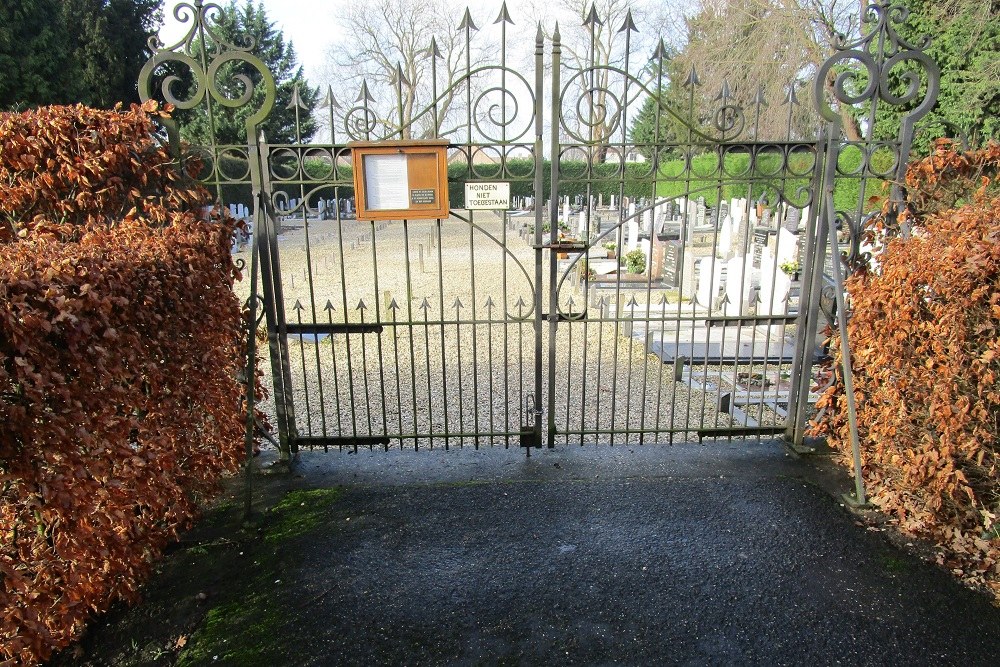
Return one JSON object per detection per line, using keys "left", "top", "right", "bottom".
{"left": 159, "top": 0, "right": 349, "bottom": 84}
{"left": 157, "top": 1, "right": 563, "bottom": 87}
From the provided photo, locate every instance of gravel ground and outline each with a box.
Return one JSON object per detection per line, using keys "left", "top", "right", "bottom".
{"left": 235, "top": 212, "right": 801, "bottom": 448}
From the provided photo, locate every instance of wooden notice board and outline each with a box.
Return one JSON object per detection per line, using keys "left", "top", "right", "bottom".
{"left": 349, "top": 140, "right": 450, "bottom": 220}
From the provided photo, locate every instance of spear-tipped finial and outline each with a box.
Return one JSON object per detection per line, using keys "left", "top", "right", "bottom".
{"left": 752, "top": 84, "right": 767, "bottom": 106}
{"left": 714, "top": 79, "right": 733, "bottom": 102}
{"left": 356, "top": 299, "right": 367, "bottom": 311}
{"left": 293, "top": 299, "right": 304, "bottom": 311}
{"left": 428, "top": 36, "right": 443, "bottom": 59}
{"left": 583, "top": 4, "right": 603, "bottom": 27}
{"left": 536, "top": 22, "right": 544, "bottom": 42}
{"left": 658, "top": 293, "right": 668, "bottom": 305}
{"left": 495, "top": 2, "right": 514, "bottom": 25}
{"left": 420, "top": 297, "right": 432, "bottom": 310}
{"left": 355, "top": 80, "right": 375, "bottom": 103}
{"left": 458, "top": 7, "right": 478, "bottom": 31}
{"left": 389, "top": 298, "right": 400, "bottom": 311}
{"left": 320, "top": 85, "right": 341, "bottom": 110}
{"left": 784, "top": 81, "right": 800, "bottom": 106}
{"left": 627, "top": 295, "right": 639, "bottom": 307}
{"left": 484, "top": 296, "right": 496, "bottom": 309}
{"left": 286, "top": 83, "right": 309, "bottom": 111}
{"left": 514, "top": 296, "right": 527, "bottom": 309}
{"left": 453, "top": 297, "right": 464, "bottom": 309}
{"left": 652, "top": 38, "right": 669, "bottom": 60}
{"left": 324, "top": 300, "right": 335, "bottom": 312}
{"left": 618, "top": 9, "right": 638, "bottom": 33}
{"left": 684, "top": 65, "right": 701, "bottom": 88}
{"left": 553, "top": 21, "right": 561, "bottom": 41}
{"left": 390, "top": 62, "right": 411, "bottom": 87}
{"left": 597, "top": 296, "right": 608, "bottom": 307}
{"left": 567, "top": 296, "right": 576, "bottom": 307}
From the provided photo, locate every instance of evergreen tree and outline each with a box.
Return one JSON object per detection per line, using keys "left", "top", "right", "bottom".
{"left": 0, "top": 0, "right": 78, "bottom": 108}
{"left": 1, "top": 0, "right": 160, "bottom": 110}
{"left": 62, "top": 0, "right": 163, "bottom": 108}
{"left": 872, "top": 0, "right": 1000, "bottom": 153}
{"left": 175, "top": 1, "right": 318, "bottom": 146}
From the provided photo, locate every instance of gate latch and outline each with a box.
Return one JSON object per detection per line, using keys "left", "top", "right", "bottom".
{"left": 519, "top": 393, "right": 541, "bottom": 448}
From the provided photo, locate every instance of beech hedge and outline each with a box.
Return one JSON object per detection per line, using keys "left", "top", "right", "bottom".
{"left": 813, "top": 141, "right": 1000, "bottom": 600}
{"left": 0, "top": 103, "right": 247, "bottom": 664}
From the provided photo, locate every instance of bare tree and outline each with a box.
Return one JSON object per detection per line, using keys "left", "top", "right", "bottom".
{"left": 530, "top": 0, "right": 670, "bottom": 161}
{"left": 322, "top": 0, "right": 480, "bottom": 140}
{"left": 666, "top": 0, "right": 864, "bottom": 141}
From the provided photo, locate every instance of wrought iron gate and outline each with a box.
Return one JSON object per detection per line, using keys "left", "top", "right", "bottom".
{"left": 140, "top": 1, "right": 939, "bottom": 458}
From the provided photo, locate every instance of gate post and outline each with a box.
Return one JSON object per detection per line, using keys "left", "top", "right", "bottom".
{"left": 254, "top": 132, "right": 298, "bottom": 460}
{"left": 528, "top": 23, "right": 547, "bottom": 450}
{"left": 544, "top": 24, "right": 563, "bottom": 449}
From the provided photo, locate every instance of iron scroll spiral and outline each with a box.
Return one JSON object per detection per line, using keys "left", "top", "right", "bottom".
{"left": 138, "top": 0, "right": 276, "bottom": 150}
{"left": 813, "top": 1, "right": 939, "bottom": 129}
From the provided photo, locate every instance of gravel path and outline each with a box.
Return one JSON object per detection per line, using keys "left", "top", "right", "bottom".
{"left": 235, "top": 212, "right": 797, "bottom": 448}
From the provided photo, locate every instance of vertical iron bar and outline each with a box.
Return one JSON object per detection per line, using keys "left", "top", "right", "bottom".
{"left": 469, "top": 215, "right": 480, "bottom": 447}
{"left": 436, "top": 220, "right": 449, "bottom": 448}
{"left": 370, "top": 222, "right": 390, "bottom": 449}
{"left": 255, "top": 134, "right": 298, "bottom": 458}
{"left": 546, "top": 24, "right": 562, "bottom": 448}
{"left": 403, "top": 220, "right": 420, "bottom": 449}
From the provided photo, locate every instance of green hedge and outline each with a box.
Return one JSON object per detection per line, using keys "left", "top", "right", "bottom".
{"left": 201, "top": 149, "right": 893, "bottom": 215}
{"left": 655, "top": 148, "right": 894, "bottom": 213}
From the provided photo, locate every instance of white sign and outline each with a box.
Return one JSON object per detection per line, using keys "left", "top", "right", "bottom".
{"left": 363, "top": 153, "right": 409, "bottom": 210}
{"left": 464, "top": 182, "right": 510, "bottom": 210}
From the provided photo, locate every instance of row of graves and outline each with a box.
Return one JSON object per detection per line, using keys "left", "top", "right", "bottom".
{"left": 546, "top": 193, "right": 813, "bottom": 428}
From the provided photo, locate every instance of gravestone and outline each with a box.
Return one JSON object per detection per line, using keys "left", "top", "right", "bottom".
{"left": 626, "top": 216, "right": 640, "bottom": 252}
{"left": 775, "top": 228, "right": 798, "bottom": 266}
{"left": 784, "top": 206, "right": 802, "bottom": 233}
{"left": 696, "top": 197, "right": 707, "bottom": 227}
{"left": 663, "top": 240, "right": 683, "bottom": 287}
{"left": 695, "top": 257, "right": 725, "bottom": 308}
{"left": 578, "top": 210, "right": 588, "bottom": 236}
{"left": 642, "top": 208, "right": 653, "bottom": 235}
{"left": 732, "top": 207, "right": 750, "bottom": 255}
{"left": 759, "top": 249, "right": 791, "bottom": 316}
{"left": 718, "top": 215, "right": 733, "bottom": 259}
{"left": 724, "top": 255, "right": 753, "bottom": 317}
{"left": 752, "top": 229, "right": 769, "bottom": 267}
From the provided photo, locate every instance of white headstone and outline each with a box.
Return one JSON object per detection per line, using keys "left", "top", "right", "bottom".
{"left": 562, "top": 198, "right": 571, "bottom": 226}
{"left": 723, "top": 256, "right": 754, "bottom": 317}
{"left": 578, "top": 210, "right": 588, "bottom": 236}
{"left": 696, "top": 257, "right": 725, "bottom": 308}
{"left": 775, "top": 228, "right": 798, "bottom": 266}
{"left": 759, "top": 250, "right": 791, "bottom": 316}
{"left": 627, "top": 216, "right": 640, "bottom": 252}
{"left": 718, "top": 214, "right": 733, "bottom": 259}
{"left": 642, "top": 208, "right": 653, "bottom": 235}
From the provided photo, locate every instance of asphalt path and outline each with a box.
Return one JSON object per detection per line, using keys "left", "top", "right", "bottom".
{"left": 270, "top": 441, "right": 1000, "bottom": 665}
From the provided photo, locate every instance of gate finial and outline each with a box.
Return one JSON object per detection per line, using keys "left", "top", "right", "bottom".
{"left": 458, "top": 7, "right": 479, "bottom": 32}
{"left": 619, "top": 9, "right": 638, "bottom": 33}
{"left": 495, "top": 2, "right": 514, "bottom": 25}
{"left": 583, "top": 4, "right": 603, "bottom": 27}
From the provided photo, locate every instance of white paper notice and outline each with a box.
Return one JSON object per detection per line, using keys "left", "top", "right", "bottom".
{"left": 364, "top": 154, "right": 409, "bottom": 210}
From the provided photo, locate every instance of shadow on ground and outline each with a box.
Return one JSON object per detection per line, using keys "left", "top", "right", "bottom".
{"left": 55, "top": 441, "right": 1000, "bottom": 666}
